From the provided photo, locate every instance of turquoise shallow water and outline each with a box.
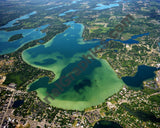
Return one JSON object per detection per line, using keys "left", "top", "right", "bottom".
{"left": 93, "top": 0, "right": 124, "bottom": 11}
{"left": 22, "top": 21, "right": 123, "bottom": 110}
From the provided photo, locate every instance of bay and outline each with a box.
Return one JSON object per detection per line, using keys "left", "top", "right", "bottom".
{"left": 22, "top": 21, "right": 123, "bottom": 110}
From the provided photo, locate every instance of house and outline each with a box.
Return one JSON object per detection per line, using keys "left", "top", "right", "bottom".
{"left": 9, "top": 83, "right": 16, "bottom": 88}
{"left": 0, "top": 75, "right": 6, "bottom": 85}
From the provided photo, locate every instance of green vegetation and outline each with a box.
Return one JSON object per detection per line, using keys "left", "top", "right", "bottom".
{"left": 3, "top": 55, "right": 55, "bottom": 90}
{"left": 149, "top": 94, "right": 160, "bottom": 105}
{"left": 0, "top": 89, "right": 12, "bottom": 111}
{"left": 8, "top": 34, "right": 23, "bottom": 42}
{"left": 121, "top": 103, "right": 160, "bottom": 123}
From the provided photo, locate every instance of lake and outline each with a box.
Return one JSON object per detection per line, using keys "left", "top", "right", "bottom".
{"left": 12, "top": 100, "right": 24, "bottom": 108}
{"left": 22, "top": 21, "right": 123, "bottom": 110}
{"left": 122, "top": 65, "right": 159, "bottom": 88}
{"left": 93, "top": 0, "right": 131, "bottom": 11}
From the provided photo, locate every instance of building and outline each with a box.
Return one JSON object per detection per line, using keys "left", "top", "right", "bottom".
{"left": 0, "top": 75, "right": 6, "bottom": 85}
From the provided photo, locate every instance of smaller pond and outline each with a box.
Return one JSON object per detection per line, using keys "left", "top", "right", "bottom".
{"left": 122, "top": 103, "right": 160, "bottom": 123}
{"left": 122, "top": 65, "right": 160, "bottom": 88}
{"left": 94, "top": 120, "right": 123, "bottom": 128}
{"left": 12, "top": 100, "right": 24, "bottom": 108}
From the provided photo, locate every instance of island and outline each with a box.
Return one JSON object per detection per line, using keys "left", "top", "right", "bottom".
{"left": 8, "top": 34, "right": 23, "bottom": 42}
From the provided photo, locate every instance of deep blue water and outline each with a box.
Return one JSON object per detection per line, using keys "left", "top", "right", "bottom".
{"left": 122, "top": 65, "right": 159, "bottom": 88}
{"left": 94, "top": 120, "right": 123, "bottom": 128}
{"left": 106, "top": 33, "right": 149, "bottom": 44}
{"left": 122, "top": 103, "right": 160, "bottom": 123}
{"left": 0, "top": 11, "right": 37, "bottom": 28}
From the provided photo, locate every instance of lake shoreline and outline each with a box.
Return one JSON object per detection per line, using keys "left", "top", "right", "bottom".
{"left": 22, "top": 21, "right": 124, "bottom": 110}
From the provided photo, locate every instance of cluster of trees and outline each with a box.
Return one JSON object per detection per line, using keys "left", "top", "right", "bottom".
{"left": 8, "top": 34, "right": 23, "bottom": 42}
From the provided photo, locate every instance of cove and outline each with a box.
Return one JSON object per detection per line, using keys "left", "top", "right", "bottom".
{"left": 106, "top": 33, "right": 149, "bottom": 44}
{"left": 22, "top": 21, "right": 123, "bottom": 110}
{"left": 0, "top": 24, "right": 49, "bottom": 55}
{"left": 0, "top": 11, "right": 37, "bottom": 29}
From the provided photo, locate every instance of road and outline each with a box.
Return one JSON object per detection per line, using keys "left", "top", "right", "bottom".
{"left": 0, "top": 85, "right": 27, "bottom": 127}
{"left": 0, "top": 84, "right": 15, "bottom": 91}
{"left": 0, "top": 91, "right": 15, "bottom": 127}
{"left": 149, "top": 92, "right": 160, "bottom": 97}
